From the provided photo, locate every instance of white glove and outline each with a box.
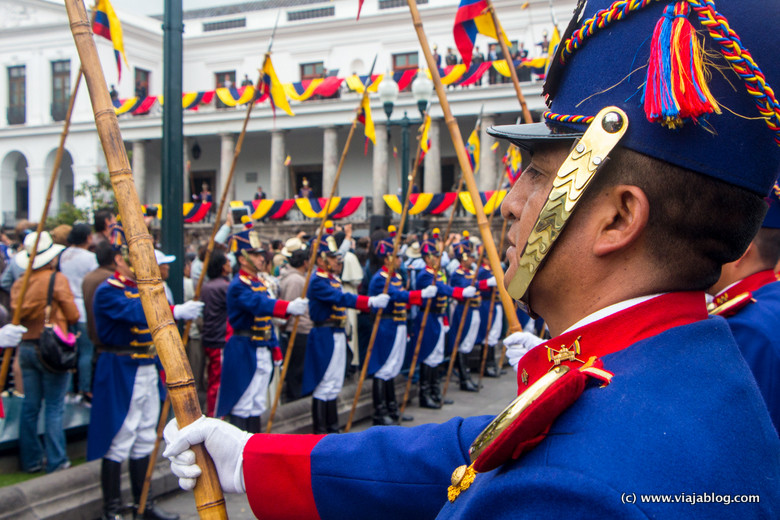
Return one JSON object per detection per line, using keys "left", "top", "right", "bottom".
{"left": 503, "top": 331, "right": 544, "bottom": 371}
{"left": 368, "top": 293, "right": 390, "bottom": 309}
{"left": 486, "top": 276, "right": 497, "bottom": 287}
{"left": 286, "top": 297, "right": 308, "bottom": 316}
{"left": 163, "top": 416, "right": 252, "bottom": 494}
{"left": 173, "top": 301, "right": 205, "bottom": 321}
{"left": 421, "top": 285, "right": 438, "bottom": 299}
{"left": 0, "top": 324, "right": 27, "bottom": 348}
{"left": 462, "top": 286, "right": 478, "bottom": 298}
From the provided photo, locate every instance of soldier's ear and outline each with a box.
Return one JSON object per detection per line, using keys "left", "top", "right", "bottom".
{"left": 591, "top": 184, "right": 649, "bottom": 258}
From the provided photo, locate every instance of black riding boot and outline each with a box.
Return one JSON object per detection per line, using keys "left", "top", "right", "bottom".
{"left": 312, "top": 398, "right": 328, "bottom": 434}
{"left": 130, "top": 456, "right": 179, "bottom": 520}
{"left": 457, "top": 352, "right": 479, "bottom": 392}
{"left": 101, "top": 458, "right": 124, "bottom": 520}
{"left": 326, "top": 399, "right": 341, "bottom": 433}
{"left": 372, "top": 378, "right": 394, "bottom": 426}
{"left": 484, "top": 345, "right": 498, "bottom": 378}
{"left": 385, "top": 377, "right": 413, "bottom": 422}
{"left": 419, "top": 365, "right": 440, "bottom": 409}
{"left": 246, "top": 416, "right": 262, "bottom": 434}
{"left": 227, "top": 414, "right": 249, "bottom": 431}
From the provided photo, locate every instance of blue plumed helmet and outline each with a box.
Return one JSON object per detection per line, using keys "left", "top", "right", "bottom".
{"left": 373, "top": 237, "right": 394, "bottom": 258}
{"left": 230, "top": 228, "right": 264, "bottom": 255}
{"left": 310, "top": 235, "right": 339, "bottom": 257}
{"left": 420, "top": 239, "right": 440, "bottom": 257}
{"left": 452, "top": 231, "right": 472, "bottom": 260}
{"left": 762, "top": 183, "right": 780, "bottom": 229}
{"left": 489, "top": 0, "right": 780, "bottom": 196}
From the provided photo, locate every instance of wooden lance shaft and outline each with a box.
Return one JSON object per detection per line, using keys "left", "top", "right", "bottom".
{"left": 266, "top": 60, "right": 376, "bottom": 432}
{"left": 64, "top": 1, "right": 226, "bottom": 518}
{"left": 494, "top": 217, "right": 511, "bottom": 374}
{"left": 486, "top": 0, "right": 534, "bottom": 124}
{"left": 0, "top": 69, "right": 83, "bottom": 392}
{"left": 405, "top": 0, "right": 521, "bottom": 334}
{"left": 345, "top": 116, "right": 426, "bottom": 432}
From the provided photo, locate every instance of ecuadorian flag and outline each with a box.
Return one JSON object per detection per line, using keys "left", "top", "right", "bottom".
{"left": 466, "top": 127, "right": 480, "bottom": 172}
{"left": 261, "top": 56, "right": 294, "bottom": 117}
{"left": 453, "top": 0, "right": 509, "bottom": 67}
{"left": 93, "top": 0, "right": 128, "bottom": 81}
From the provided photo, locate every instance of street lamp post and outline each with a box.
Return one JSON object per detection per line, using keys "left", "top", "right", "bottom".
{"left": 378, "top": 70, "right": 434, "bottom": 202}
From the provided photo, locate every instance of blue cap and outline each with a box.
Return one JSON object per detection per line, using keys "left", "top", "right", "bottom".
{"left": 488, "top": 0, "right": 780, "bottom": 196}
{"left": 373, "top": 238, "right": 394, "bottom": 258}
{"left": 310, "top": 235, "right": 338, "bottom": 257}
{"left": 230, "top": 229, "right": 264, "bottom": 255}
{"left": 420, "top": 239, "right": 439, "bottom": 257}
{"left": 110, "top": 224, "right": 127, "bottom": 252}
{"left": 453, "top": 238, "right": 471, "bottom": 260}
{"left": 763, "top": 183, "right": 780, "bottom": 229}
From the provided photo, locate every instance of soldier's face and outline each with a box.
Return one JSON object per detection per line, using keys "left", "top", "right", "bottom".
{"left": 501, "top": 141, "right": 571, "bottom": 297}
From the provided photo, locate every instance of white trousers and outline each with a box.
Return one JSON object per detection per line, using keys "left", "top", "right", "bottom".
{"left": 487, "top": 305, "right": 504, "bottom": 347}
{"left": 375, "top": 324, "right": 407, "bottom": 381}
{"left": 458, "top": 310, "right": 481, "bottom": 354}
{"left": 105, "top": 364, "right": 159, "bottom": 462}
{"left": 313, "top": 332, "right": 347, "bottom": 401}
{"left": 423, "top": 317, "right": 447, "bottom": 367}
{"left": 231, "top": 348, "right": 272, "bottom": 418}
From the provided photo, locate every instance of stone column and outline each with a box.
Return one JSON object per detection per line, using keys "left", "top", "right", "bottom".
{"left": 219, "top": 133, "right": 236, "bottom": 201}
{"left": 270, "top": 130, "right": 287, "bottom": 200}
{"left": 424, "top": 118, "right": 442, "bottom": 193}
{"left": 372, "top": 122, "right": 389, "bottom": 215}
{"left": 322, "top": 126, "right": 338, "bottom": 196}
{"left": 132, "top": 140, "right": 147, "bottom": 203}
{"left": 26, "top": 167, "right": 47, "bottom": 220}
{"left": 479, "top": 115, "right": 497, "bottom": 191}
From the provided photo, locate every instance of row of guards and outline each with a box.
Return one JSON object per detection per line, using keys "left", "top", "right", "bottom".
{"left": 140, "top": 190, "right": 507, "bottom": 223}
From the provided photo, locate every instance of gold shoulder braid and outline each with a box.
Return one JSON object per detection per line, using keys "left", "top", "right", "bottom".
{"left": 447, "top": 359, "right": 613, "bottom": 503}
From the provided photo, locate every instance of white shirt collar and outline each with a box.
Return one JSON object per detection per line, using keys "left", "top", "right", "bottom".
{"left": 562, "top": 293, "right": 665, "bottom": 334}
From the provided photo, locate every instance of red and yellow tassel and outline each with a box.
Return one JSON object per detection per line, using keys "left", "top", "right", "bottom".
{"left": 642, "top": 2, "right": 720, "bottom": 129}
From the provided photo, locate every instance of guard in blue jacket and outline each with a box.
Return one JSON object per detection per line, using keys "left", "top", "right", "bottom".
{"left": 165, "top": 2, "right": 780, "bottom": 518}
{"left": 91, "top": 227, "right": 202, "bottom": 520}
{"left": 366, "top": 236, "right": 436, "bottom": 425}
{"left": 410, "top": 239, "right": 477, "bottom": 408}
{"left": 447, "top": 233, "right": 487, "bottom": 392}
{"left": 215, "top": 227, "right": 307, "bottom": 432}
{"left": 709, "top": 186, "right": 780, "bottom": 432}
{"left": 474, "top": 254, "right": 500, "bottom": 378}
{"left": 303, "top": 237, "right": 389, "bottom": 433}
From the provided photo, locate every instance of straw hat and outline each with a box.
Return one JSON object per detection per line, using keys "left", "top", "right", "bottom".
{"left": 14, "top": 231, "right": 66, "bottom": 270}
{"left": 406, "top": 241, "right": 421, "bottom": 259}
{"left": 281, "top": 237, "right": 306, "bottom": 257}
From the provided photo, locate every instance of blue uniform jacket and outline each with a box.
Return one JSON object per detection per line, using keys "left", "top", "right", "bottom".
{"left": 410, "top": 267, "right": 460, "bottom": 362}
{"left": 216, "top": 270, "right": 289, "bottom": 418}
{"left": 475, "top": 264, "right": 501, "bottom": 344}
{"left": 242, "top": 293, "right": 780, "bottom": 519}
{"left": 447, "top": 267, "right": 480, "bottom": 352}
{"left": 366, "top": 267, "right": 421, "bottom": 375}
{"left": 302, "top": 269, "right": 369, "bottom": 395}
{"left": 87, "top": 274, "right": 163, "bottom": 461}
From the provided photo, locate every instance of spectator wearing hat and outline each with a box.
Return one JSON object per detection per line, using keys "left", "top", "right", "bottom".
{"left": 302, "top": 236, "right": 389, "bottom": 433}
{"left": 89, "top": 226, "right": 199, "bottom": 520}
{"left": 11, "top": 231, "right": 79, "bottom": 474}
{"left": 200, "top": 251, "right": 231, "bottom": 417}
{"left": 59, "top": 223, "right": 99, "bottom": 401}
{"left": 216, "top": 228, "right": 308, "bottom": 433}
{"left": 277, "top": 248, "right": 312, "bottom": 401}
{"left": 447, "top": 232, "right": 486, "bottom": 392}
{"left": 366, "top": 234, "right": 437, "bottom": 425}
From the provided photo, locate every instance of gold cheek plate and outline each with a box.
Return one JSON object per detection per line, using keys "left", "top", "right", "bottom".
{"left": 507, "top": 106, "right": 629, "bottom": 301}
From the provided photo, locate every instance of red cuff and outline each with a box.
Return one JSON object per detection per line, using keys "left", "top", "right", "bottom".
{"left": 356, "top": 294, "right": 370, "bottom": 312}
{"left": 272, "top": 346, "right": 283, "bottom": 363}
{"left": 244, "top": 434, "right": 325, "bottom": 520}
{"left": 273, "top": 300, "right": 290, "bottom": 318}
{"left": 408, "top": 290, "right": 422, "bottom": 306}
{"left": 453, "top": 287, "right": 465, "bottom": 301}
{"left": 478, "top": 280, "right": 489, "bottom": 291}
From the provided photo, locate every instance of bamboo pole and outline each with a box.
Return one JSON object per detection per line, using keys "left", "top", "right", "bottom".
{"left": 485, "top": 0, "right": 534, "bottom": 124}
{"left": 266, "top": 57, "right": 378, "bottom": 433}
{"left": 494, "top": 218, "right": 510, "bottom": 373}
{"left": 64, "top": 2, "right": 226, "bottom": 518}
{"left": 345, "top": 114, "right": 426, "bottom": 432}
{"left": 405, "top": 0, "right": 521, "bottom": 335}
{"left": 0, "top": 68, "right": 84, "bottom": 392}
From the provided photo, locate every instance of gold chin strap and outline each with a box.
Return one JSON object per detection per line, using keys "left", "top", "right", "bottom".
{"left": 508, "top": 106, "right": 629, "bottom": 304}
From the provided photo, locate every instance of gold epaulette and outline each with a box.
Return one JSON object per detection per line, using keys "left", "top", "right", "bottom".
{"left": 316, "top": 271, "right": 329, "bottom": 279}
{"left": 107, "top": 278, "right": 125, "bottom": 289}
{"left": 708, "top": 292, "right": 753, "bottom": 317}
{"left": 239, "top": 275, "right": 253, "bottom": 286}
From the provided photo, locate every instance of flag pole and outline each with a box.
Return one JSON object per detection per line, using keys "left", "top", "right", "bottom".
{"left": 63, "top": 2, "right": 227, "bottom": 518}
{"left": 345, "top": 109, "right": 427, "bottom": 432}
{"left": 485, "top": 0, "right": 534, "bottom": 124}
{"left": 266, "top": 55, "right": 379, "bottom": 433}
{"left": 0, "top": 69, "right": 84, "bottom": 394}
{"left": 405, "top": 0, "right": 521, "bottom": 333}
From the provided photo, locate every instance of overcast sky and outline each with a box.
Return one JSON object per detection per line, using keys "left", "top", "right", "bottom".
{"left": 112, "top": 0, "right": 240, "bottom": 16}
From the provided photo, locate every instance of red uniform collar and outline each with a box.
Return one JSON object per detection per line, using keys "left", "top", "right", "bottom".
{"left": 713, "top": 269, "right": 778, "bottom": 306}
{"left": 239, "top": 268, "right": 259, "bottom": 282}
{"left": 114, "top": 271, "right": 137, "bottom": 288}
{"left": 516, "top": 292, "right": 708, "bottom": 391}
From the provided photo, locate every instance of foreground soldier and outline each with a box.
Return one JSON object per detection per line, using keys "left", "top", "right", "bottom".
{"left": 708, "top": 188, "right": 780, "bottom": 432}
{"left": 91, "top": 227, "right": 202, "bottom": 520}
{"left": 164, "top": 1, "right": 780, "bottom": 517}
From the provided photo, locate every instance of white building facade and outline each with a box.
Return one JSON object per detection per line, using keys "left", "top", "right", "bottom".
{"left": 0, "top": 0, "right": 574, "bottom": 226}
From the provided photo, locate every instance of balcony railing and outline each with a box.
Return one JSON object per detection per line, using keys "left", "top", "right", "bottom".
{"left": 7, "top": 105, "right": 25, "bottom": 125}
